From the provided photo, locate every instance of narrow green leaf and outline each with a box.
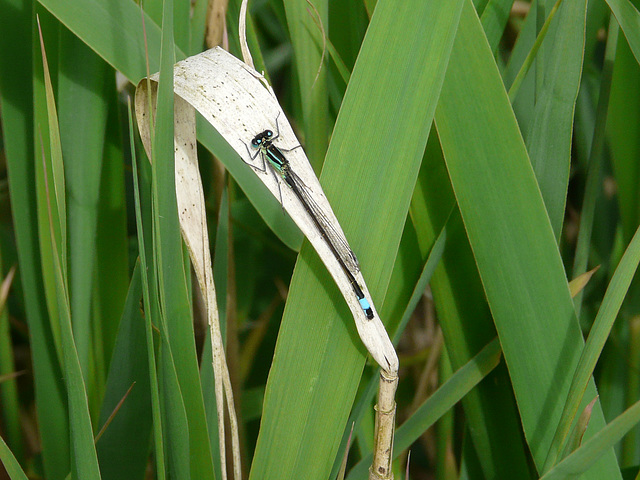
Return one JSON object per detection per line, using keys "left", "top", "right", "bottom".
{"left": 508, "top": 0, "right": 566, "bottom": 103}
{"left": 435, "top": 348, "right": 456, "bottom": 479}
{"left": 323, "top": 35, "right": 351, "bottom": 85}
{"left": 0, "top": 434, "right": 29, "bottom": 480}
{"left": 96, "top": 261, "right": 153, "bottom": 480}
{"left": 327, "top": 0, "right": 367, "bottom": 80}
{"left": 189, "top": 0, "right": 208, "bottom": 55}
{"left": 503, "top": 2, "right": 537, "bottom": 135}
{"left": 0, "top": 263, "right": 23, "bottom": 462}
{"left": 153, "top": 2, "right": 215, "bottom": 477}
{"left": 435, "top": 1, "right": 620, "bottom": 476}
{"left": 95, "top": 79, "right": 130, "bottom": 371}
{"left": 392, "top": 220, "right": 448, "bottom": 339}
{"left": 284, "top": 0, "right": 330, "bottom": 173}
{"left": 607, "top": 12, "right": 640, "bottom": 244}
{"left": 283, "top": 0, "right": 329, "bottom": 171}
{"left": 606, "top": 0, "right": 640, "bottom": 65}
{"left": 572, "top": 17, "right": 619, "bottom": 315}
{"left": 129, "top": 99, "right": 166, "bottom": 480}
{"left": 39, "top": 22, "right": 102, "bottom": 477}
{"left": 544, "top": 224, "right": 640, "bottom": 471}
{"left": 38, "top": 20, "right": 67, "bottom": 266}
{"left": 58, "top": 27, "right": 110, "bottom": 384}
{"left": 542, "top": 399, "right": 640, "bottom": 480}
{"left": 0, "top": 5, "right": 69, "bottom": 476}
{"left": 153, "top": 2, "right": 192, "bottom": 478}
{"left": 37, "top": 17, "right": 66, "bottom": 332}
{"left": 173, "top": 0, "right": 190, "bottom": 54}
{"left": 250, "top": 1, "right": 464, "bottom": 478}
{"left": 159, "top": 335, "right": 192, "bottom": 480}
{"left": 525, "top": 0, "right": 587, "bottom": 239}
{"left": 213, "top": 186, "right": 230, "bottom": 338}
{"left": 480, "top": 0, "right": 515, "bottom": 54}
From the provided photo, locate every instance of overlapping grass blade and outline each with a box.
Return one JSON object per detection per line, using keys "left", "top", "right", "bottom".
{"left": 96, "top": 261, "right": 153, "bottom": 480}
{"left": 524, "top": 0, "right": 587, "bottom": 239}
{"left": 0, "top": 434, "right": 29, "bottom": 480}
{"left": 572, "top": 17, "right": 619, "bottom": 315}
{"left": 283, "top": 0, "right": 329, "bottom": 171}
{"left": 38, "top": 18, "right": 101, "bottom": 478}
{"left": 607, "top": 15, "right": 640, "bottom": 245}
{"left": 435, "top": 2, "right": 620, "bottom": 477}
{"left": 36, "top": 15, "right": 65, "bottom": 345}
{"left": 606, "top": 0, "right": 640, "bottom": 64}
{"left": 541, "top": 399, "right": 640, "bottom": 480}
{"left": 480, "top": 0, "right": 515, "bottom": 54}
{"left": 0, "top": 0, "right": 37, "bottom": 463}
{"left": 38, "top": 0, "right": 162, "bottom": 81}
{"left": 250, "top": 1, "right": 464, "bottom": 478}
{"left": 152, "top": 2, "right": 215, "bottom": 477}
{"left": 57, "top": 28, "right": 110, "bottom": 393}
{"left": 415, "top": 107, "right": 532, "bottom": 478}
{"left": 0, "top": 6, "right": 72, "bottom": 478}
{"left": 544, "top": 225, "right": 640, "bottom": 471}
{"left": 130, "top": 99, "right": 167, "bottom": 479}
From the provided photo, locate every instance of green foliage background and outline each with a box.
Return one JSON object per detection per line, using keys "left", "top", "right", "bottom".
{"left": 1, "top": 0, "right": 640, "bottom": 479}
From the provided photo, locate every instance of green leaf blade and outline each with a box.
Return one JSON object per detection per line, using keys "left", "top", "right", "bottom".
{"left": 435, "top": 2, "right": 621, "bottom": 476}
{"left": 250, "top": 0, "right": 464, "bottom": 478}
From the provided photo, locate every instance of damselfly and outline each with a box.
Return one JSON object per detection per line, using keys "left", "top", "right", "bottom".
{"left": 242, "top": 115, "right": 374, "bottom": 320}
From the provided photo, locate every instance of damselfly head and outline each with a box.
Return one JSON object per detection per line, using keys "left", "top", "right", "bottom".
{"left": 251, "top": 130, "right": 273, "bottom": 148}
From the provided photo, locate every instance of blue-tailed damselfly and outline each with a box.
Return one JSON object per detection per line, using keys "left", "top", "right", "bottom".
{"left": 243, "top": 116, "right": 374, "bottom": 320}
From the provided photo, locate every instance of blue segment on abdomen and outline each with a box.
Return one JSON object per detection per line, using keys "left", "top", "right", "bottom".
{"left": 359, "top": 298, "right": 371, "bottom": 311}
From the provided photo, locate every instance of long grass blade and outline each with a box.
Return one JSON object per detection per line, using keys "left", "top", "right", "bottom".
{"left": 541, "top": 399, "right": 640, "bottom": 480}
{"left": 283, "top": 0, "right": 329, "bottom": 171}
{"left": 572, "top": 16, "right": 620, "bottom": 315}
{"left": 152, "top": 1, "right": 216, "bottom": 477}
{"left": 606, "top": 0, "right": 640, "bottom": 65}
{"left": 0, "top": 434, "right": 29, "bottom": 480}
{"left": 95, "top": 261, "right": 153, "bottom": 480}
{"left": 0, "top": 265, "right": 22, "bottom": 462}
{"left": 435, "top": 2, "right": 620, "bottom": 476}
{"left": 250, "top": 1, "right": 464, "bottom": 477}
{"left": 524, "top": 0, "right": 587, "bottom": 238}
{"left": 129, "top": 98, "right": 167, "bottom": 480}
{"left": 543, "top": 224, "right": 640, "bottom": 472}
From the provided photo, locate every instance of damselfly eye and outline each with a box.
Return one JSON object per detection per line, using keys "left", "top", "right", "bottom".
{"left": 251, "top": 138, "right": 261, "bottom": 147}
{"left": 266, "top": 130, "right": 273, "bottom": 138}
